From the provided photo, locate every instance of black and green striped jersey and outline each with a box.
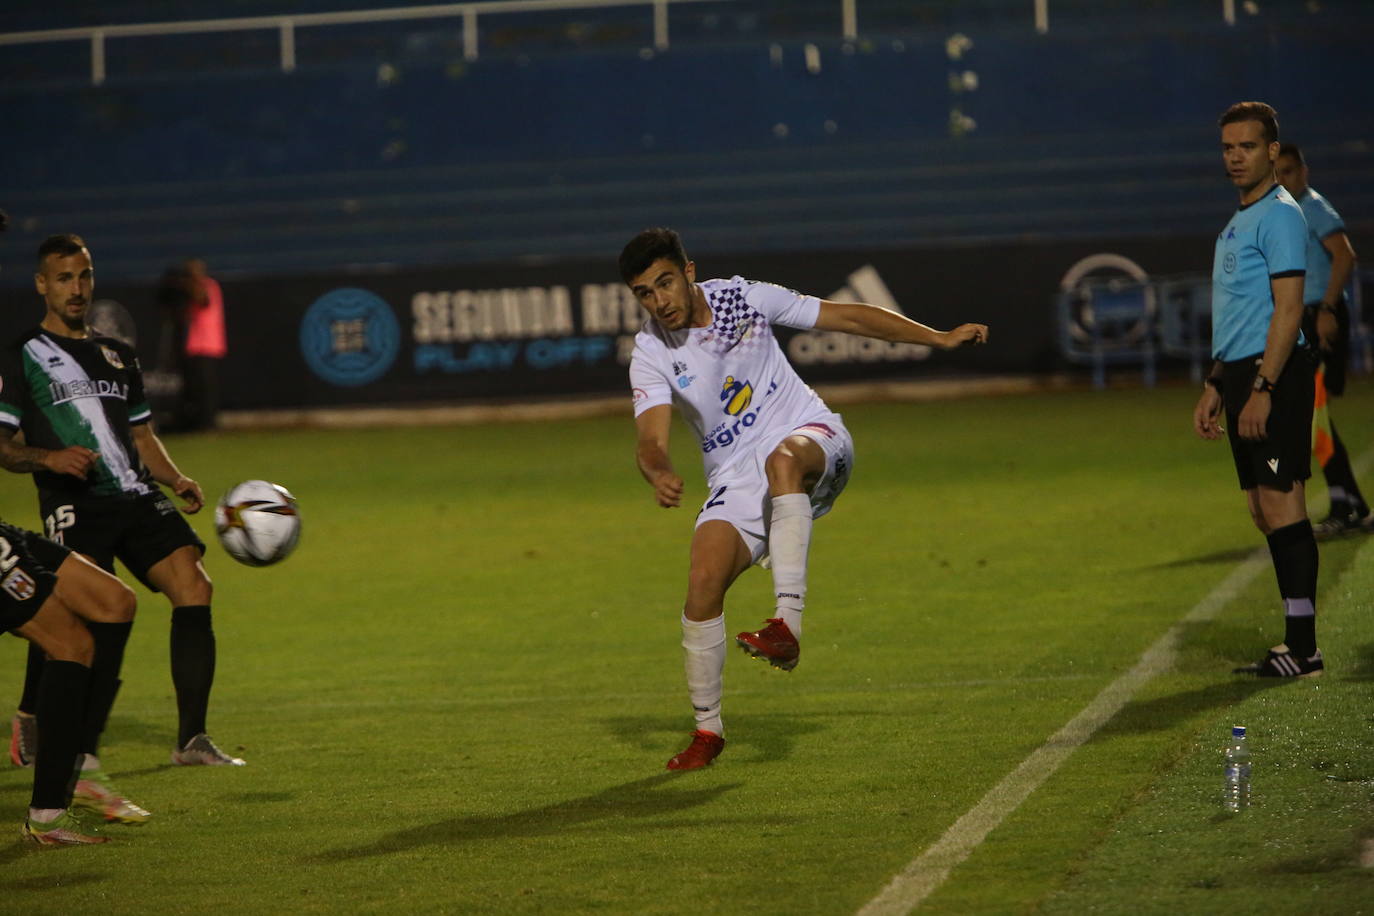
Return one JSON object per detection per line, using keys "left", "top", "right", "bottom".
{"left": 0, "top": 328, "right": 156, "bottom": 499}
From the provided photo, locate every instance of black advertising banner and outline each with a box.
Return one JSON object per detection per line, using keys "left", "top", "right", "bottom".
{"left": 0, "top": 235, "right": 1234, "bottom": 411}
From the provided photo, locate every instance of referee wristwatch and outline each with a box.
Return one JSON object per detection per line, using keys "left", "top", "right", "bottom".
{"left": 1252, "top": 374, "right": 1275, "bottom": 394}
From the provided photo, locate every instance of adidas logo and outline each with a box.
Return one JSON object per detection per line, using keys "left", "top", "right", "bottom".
{"left": 1267, "top": 458, "right": 1279, "bottom": 474}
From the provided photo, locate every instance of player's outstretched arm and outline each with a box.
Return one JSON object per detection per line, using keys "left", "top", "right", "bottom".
{"left": 130, "top": 423, "right": 204, "bottom": 513}
{"left": 813, "top": 301, "right": 988, "bottom": 350}
{"left": 635, "top": 405, "right": 684, "bottom": 509}
{"left": 0, "top": 428, "right": 98, "bottom": 478}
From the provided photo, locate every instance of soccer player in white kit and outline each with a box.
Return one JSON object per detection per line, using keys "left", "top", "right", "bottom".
{"left": 621, "top": 228, "right": 989, "bottom": 770}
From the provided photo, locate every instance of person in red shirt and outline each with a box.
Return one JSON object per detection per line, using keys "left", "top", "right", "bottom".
{"left": 182, "top": 259, "right": 226, "bottom": 431}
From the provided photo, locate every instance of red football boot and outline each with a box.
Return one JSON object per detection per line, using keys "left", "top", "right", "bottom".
{"left": 666, "top": 730, "right": 725, "bottom": 771}
{"left": 735, "top": 617, "right": 800, "bottom": 671}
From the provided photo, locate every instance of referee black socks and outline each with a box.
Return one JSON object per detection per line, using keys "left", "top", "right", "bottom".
{"left": 1266, "top": 519, "right": 1318, "bottom": 658}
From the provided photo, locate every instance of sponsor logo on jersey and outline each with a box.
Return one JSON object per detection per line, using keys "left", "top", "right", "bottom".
{"left": 48, "top": 378, "right": 129, "bottom": 406}
{"left": 720, "top": 376, "right": 753, "bottom": 416}
{"left": 701, "top": 379, "right": 779, "bottom": 453}
{"left": 99, "top": 345, "right": 125, "bottom": 369}
{"left": 1, "top": 568, "right": 36, "bottom": 601}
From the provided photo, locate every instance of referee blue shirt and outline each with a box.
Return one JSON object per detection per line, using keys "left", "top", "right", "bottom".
{"left": 1294, "top": 187, "right": 1345, "bottom": 306}
{"left": 1212, "top": 183, "right": 1307, "bottom": 361}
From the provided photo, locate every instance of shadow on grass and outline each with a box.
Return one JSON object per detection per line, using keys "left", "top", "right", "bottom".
{"left": 1136, "top": 545, "right": 1263, "bottom": 571}
{"left": 311, "top": 771, "right": 746, "bottom": 862}
{"left": 101, "top": 713, "right": 176, "bottom": 751}
{"left": 0, "top": 868, "right": 108, "bottom": 890}
{"left": 1341, "top": 641, "right": 1374, "bottom": 682}
{"left": 603, "top": 713, "right": 827, "bottom": 766}
{"left": 1092, "top": 679, "right": 1273, "bottom": 741}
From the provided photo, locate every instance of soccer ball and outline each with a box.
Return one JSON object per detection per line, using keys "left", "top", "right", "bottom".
{"left": 215, "top": 480, "right": 301, "bottom": 567}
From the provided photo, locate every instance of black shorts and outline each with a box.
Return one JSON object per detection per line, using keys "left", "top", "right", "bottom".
{"left": 0, "top": 521, "right": 69, "bottom": 633}
{"left": 39, "top": 491, "right": 205, "bottom": 591}
{"left": 1221, "top": 348, "right": 1316, "bottom": 492}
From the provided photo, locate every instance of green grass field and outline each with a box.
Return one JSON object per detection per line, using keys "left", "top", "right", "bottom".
{"left": 1, "top": 382, "right": 1371, "bottom": 914}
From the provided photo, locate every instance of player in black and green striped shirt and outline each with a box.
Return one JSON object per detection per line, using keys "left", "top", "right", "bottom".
{"left": 1, "top": 235, "right": 244, "bottom": 801}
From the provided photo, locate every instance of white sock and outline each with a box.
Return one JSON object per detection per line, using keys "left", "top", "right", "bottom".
{"left": 681, "top": 613, "right": 725, "bottom": 736}
{"left": 1284, "top": 597, "right": 1315, "bottom": 617}
{"left": 28, "top": 808, "right": 64, "bottom": 824}
{"left": 769, "top": 493, "right": 812, "bottom": 639}
{"left": 80, "top": 753, "right": 101, "bottom": 772}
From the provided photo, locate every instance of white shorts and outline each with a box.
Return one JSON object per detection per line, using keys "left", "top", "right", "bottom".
{"left": 694, "top": 417, "right": 854, "bottom": 565}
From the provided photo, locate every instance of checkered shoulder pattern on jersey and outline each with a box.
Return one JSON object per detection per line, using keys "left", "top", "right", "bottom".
{"left": 629, "top": 275, "right": 841, "bottom": 483}
{"left": 0, "top": 328, "right": 157, "bottom": 499}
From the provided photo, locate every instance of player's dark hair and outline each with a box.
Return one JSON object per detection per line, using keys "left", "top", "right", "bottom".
{"left": 1218, "top": 101, "right": 1279, "bottom": 145}
{"left": 619, "top": 228, "right": 688, "bottom": 284}
{"left": 36, "top": 233, "right": 88, "bottom": 271}
{"left": 1277, "top": 143, "right": 1305, "bottom": 165}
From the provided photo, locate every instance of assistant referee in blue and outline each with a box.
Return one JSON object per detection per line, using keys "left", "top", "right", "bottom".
{"left": 1193, "top": 101, "right": 1322, "bottom": 678}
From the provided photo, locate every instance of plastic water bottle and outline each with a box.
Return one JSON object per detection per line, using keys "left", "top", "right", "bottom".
{"left": 1223, "top": 725, "right": 1251, "bottom": 812}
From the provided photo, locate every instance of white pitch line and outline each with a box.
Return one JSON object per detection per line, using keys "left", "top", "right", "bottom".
{"left": 857, "top": 548, "right": 1272, "bottom": 916}
{"left": 860, "top": 444, "right": 1374, "bottom": 915}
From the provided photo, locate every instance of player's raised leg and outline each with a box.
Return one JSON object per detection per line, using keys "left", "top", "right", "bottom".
{"left": 50, "top": 554, "right": 151, "bottom": 824}
{"left": 147, "top": 545, "right": 243, "bottom": 765}
{"left": 14, "top": 594, "right": 105, "bottom": 844}
{"left": 736, "top": 434, "right": 828, "bottom": 671}
{"left": 668, "top": 520, "right": 752, "bottom": 771}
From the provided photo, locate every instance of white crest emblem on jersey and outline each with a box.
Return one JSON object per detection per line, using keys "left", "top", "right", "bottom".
{"left": 2, "top": 568, "right": 36, "bottom": 601}
{"left": 100, "top": 345, "right": 125, "bottom": 369}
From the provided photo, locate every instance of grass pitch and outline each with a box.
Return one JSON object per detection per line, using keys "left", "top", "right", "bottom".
{"left": 0, "top": 382, "right": 1371, "bottom": 913}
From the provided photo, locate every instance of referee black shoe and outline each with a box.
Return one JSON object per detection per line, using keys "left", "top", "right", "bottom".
{"left": 1313, "top": 506, "right": 1369, "bottom": 540}
{"left": 1233, "top": 644, "right": 1324, "bottom": 678}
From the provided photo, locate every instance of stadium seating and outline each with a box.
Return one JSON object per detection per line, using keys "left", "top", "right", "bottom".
{"left": 1, "top": 2, "right": 1371, "bottom": 284}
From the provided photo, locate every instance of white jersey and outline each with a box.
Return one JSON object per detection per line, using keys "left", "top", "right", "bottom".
{"left": 630, "top": 276, "right": 841, "bottom": 483}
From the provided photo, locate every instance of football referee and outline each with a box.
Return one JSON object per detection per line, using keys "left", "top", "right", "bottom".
{"left": 1193, "top": 102, "right": 1322, "bottom": 678}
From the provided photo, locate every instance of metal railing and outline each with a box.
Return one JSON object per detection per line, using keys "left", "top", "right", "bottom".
{"left": 0, "top": 0, "right": 1279, "bottom": 86}
{"left": 0, "top": 0, "right": 723, "bottom": 85}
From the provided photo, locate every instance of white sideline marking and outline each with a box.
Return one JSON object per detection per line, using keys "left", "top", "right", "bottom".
{"left": 857, "top": 549, "right": 1271, "bottom": 916}
{"left": 861, "top": 444, "right": 1374, "bottom": 914}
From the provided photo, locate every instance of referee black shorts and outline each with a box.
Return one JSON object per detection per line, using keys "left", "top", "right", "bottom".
{"left": 1221, "top": 347, "right": 1316, "bottom": 492}
{"left": 40, "top": 491, "right": 205, "bottom": 591}
{"left": 0, "top": 520, "right": 69, "bottom": 633}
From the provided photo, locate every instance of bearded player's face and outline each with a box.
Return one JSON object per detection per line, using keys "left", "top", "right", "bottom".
{"left": 35, "top": 248, "right": 94, "bottom": 332}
